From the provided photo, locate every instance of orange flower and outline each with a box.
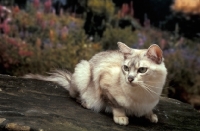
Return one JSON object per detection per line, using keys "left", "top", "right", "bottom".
{"left": 13, "top": 5, "right": 20, "bottom": 13}
{"left": 92, "top": 43, "right": 101, "bottom": 50}
{"left": 49, "top": 29, "right": 55, "bottom": 41}
{"left": 49, "top": 19, "right": 55, "bottom": 26}
{"left": 172, "top": 0, "right": 200, "bottom": 14}
{"left": 36, "top": 38, "right": 41, "bottom": 48}
{"left": 61, "top": 26, "right": 68, "bottom": 40}
{"left": 36, "top": 12, "right": 43, "bottom": 21}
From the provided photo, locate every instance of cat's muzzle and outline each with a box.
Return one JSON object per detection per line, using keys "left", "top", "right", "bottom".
{"left": 128, "top": 76, "right": 134, "bottom": 83}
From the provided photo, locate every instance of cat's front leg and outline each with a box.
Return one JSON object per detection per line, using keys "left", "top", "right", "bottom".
{"left": 145, "top": 111, "right": 158, "bottom": 123}
{"left": 112, "top": 108, "right": 129, "bottom": 125}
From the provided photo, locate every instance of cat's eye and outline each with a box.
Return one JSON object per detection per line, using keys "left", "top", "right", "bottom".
{"left": 123, "top": 65, "right": 129, "bottom": 71}
{"left": 138, "top": 67, "right": 148, "bottom": 73}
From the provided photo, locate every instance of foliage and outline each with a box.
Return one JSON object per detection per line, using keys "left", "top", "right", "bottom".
{"left": 101, "top": 26, "right": 138, "bottom": 50}
{"left": 0, "top": 5, "right": 101, "bottom": 76}
{"left": 87, "top": 0, "right": 115, "bottom": 18}
{"left": 164, "top": 45, "right": 200, "bottom": 97}
{"left": 83, "top": 0, "right": 115, "bottom": 38}
{"left": 0, "top": 36, "right": 33, "bottom": 75}
{"left": 0, "top": 0, "right": 14, "bottom": 6}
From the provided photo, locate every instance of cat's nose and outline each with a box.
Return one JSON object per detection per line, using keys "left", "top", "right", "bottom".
{"left": 128, "top": 76, "right": 134, "bottom": 83}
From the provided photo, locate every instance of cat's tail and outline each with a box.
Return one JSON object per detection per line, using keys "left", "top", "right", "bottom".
{"left": 24, "top": 69, "right": 72, "bottom": 91}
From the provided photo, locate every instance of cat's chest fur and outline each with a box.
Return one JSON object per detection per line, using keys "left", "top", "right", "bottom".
{"left": 99, "top": 66, "right": 160, "bottom": 116}
{"left": 115, "top": 87, "right": 159, "bottom": 116}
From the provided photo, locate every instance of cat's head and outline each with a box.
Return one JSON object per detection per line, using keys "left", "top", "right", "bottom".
{"left": 118, "top": 42, "right": 167, "bottom": 91}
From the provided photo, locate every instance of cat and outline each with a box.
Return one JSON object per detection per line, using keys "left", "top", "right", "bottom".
{"left": 24, "top": 42, "right": 167, "bottom": 125}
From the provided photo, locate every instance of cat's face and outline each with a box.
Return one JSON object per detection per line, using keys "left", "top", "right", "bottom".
{"left": 122, "top": 54, "right": 164, "bottom": 85}
{"left": 118, "top": 42, "right": 167, "bottom": 90}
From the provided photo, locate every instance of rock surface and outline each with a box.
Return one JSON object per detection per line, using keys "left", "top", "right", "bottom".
{"left": 0, "top": 75, "right": 200, "bottom": 131}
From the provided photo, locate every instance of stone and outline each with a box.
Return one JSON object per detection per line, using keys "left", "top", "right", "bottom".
{"left": 0, "top": 75, "right": 200, "bottom": 131}
{"left": 5, "top": 123, "right": 30, "bottom": 131}
{"left": 0, "top": 118, "right": 6, "bottom": 124}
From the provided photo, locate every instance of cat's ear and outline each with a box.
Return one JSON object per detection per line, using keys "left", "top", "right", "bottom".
{"left": 117, "top": 42, "right": 132, "bottom": 59}
{"left": 146, "top": 44, "right": 163, "bottom": 64}
{"left": 118, "top": 42, "right": 132, "bottom": 54}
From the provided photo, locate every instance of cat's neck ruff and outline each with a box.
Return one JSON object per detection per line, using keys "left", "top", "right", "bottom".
{"left": 119, "top": 70, "right": 161, "bottom": 103}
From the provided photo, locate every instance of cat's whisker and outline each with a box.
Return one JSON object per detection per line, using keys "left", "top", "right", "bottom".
{"left": 137, "top": 81, "right": 164, "bottom": 84}
{"left": 143, "top": 83, "right": 161, "bottom": 89}
{"left": 144, "top": 87, "right": 156, "bottom": 98}
{"left": 136, "top": 81, "right": 161, "bottom": 89}
{"left": 138, "top": 85, "right": 154, "bottom": 98}
{"left": 138, "top": 82, "right": 160, "bottom": 96}
{"left": 137, "top": 83, "right": 155, "bottom": 98}
{"left": 143, "top": 84, "right": 160, "bottom": 95}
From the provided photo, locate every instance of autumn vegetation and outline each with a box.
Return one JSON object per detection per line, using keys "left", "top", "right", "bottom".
{"left": 0, "top": 0, "right": 200, "bottom": 109}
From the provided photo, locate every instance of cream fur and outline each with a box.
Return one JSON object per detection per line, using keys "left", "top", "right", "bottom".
{"left": 24, "top": 42, "right": 167, "bottom": 126}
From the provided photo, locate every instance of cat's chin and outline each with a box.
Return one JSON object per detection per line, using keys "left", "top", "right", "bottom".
{"left": 126, "top": 81, "right": 138, "bottom": 87}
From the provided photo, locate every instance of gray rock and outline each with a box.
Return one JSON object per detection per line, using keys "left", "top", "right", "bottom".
{"left": 0, "top": 75, "right": 199, "bottom": 131}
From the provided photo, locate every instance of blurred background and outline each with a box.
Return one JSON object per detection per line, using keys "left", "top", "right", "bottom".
{"left": 0, "top": 0, "right": 200, "bottom": 110}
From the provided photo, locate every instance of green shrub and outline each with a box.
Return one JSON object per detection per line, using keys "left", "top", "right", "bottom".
{"left": 0, "top": 6, "right": 101, "bottom": 76}
{"left": 164, "top": 46, "right": 200, "bottom": 98}
{"left": 101, "top": 26, "right": 138, "bottom": 50}
{"left": 87, "top": 0, "right": 115, "bottom": 18}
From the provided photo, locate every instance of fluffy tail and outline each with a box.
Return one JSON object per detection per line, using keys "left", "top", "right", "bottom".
{"left": 24, "top": 69, "right": 72, "bottom": 91}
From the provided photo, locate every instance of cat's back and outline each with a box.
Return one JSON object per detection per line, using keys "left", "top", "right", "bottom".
{"left": 89, "top": 50, "right": 123, "bottom": 91}
{"left": 89, "top": 50, "right": 123, "bottom": 67}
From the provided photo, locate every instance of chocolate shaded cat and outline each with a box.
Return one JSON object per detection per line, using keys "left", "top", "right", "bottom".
{"left": 25, "top": 42, "right": 167, "bottom": 125}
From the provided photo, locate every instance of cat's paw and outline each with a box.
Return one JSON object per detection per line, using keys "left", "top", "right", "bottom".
{"left": 81, "top": 101, "right": 89, "bottom": 109}
{"left": 113, "top": 116, "right": 129, "bottom": 125}
{"left": 148, "top": 114, "right": 158, "bottom": 123}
